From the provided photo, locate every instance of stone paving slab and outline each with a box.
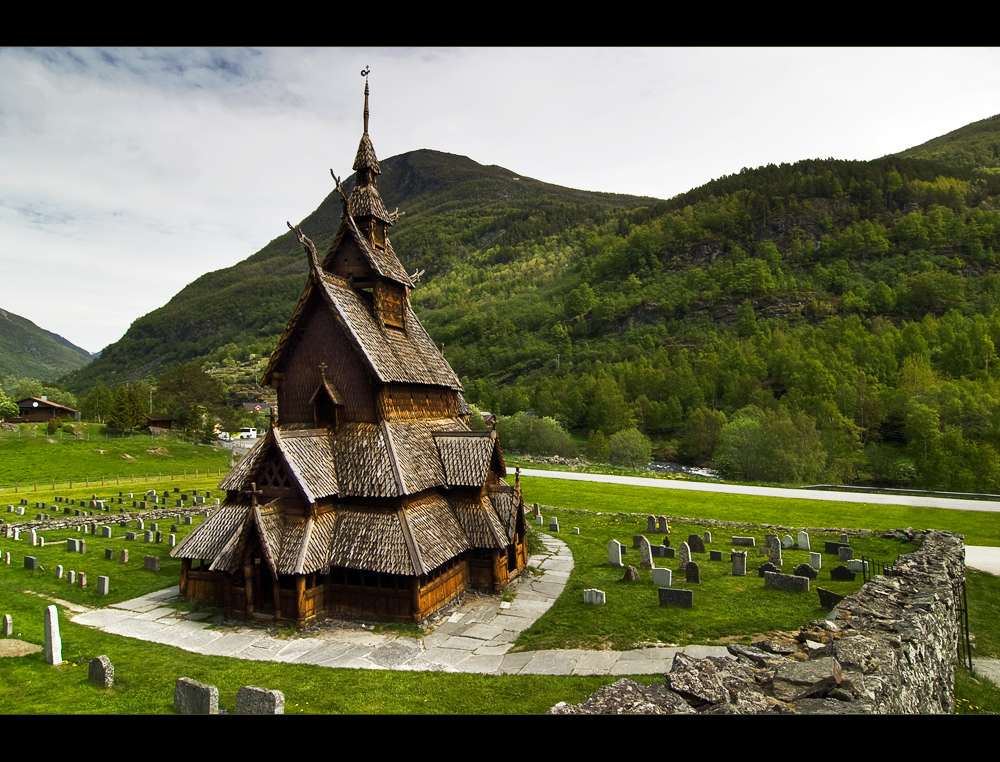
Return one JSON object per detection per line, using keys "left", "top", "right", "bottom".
{"left": 273, "top": 638, "right": 334, "bottom": 663}
{"left": 462, "top": 623, "right": 505, "bottom": 641}
{"left": 102, "top": 618, "right": 176, "bottom": 639}
{"left": 571, "top": 650, "right": 620, "bottom": 675}
{"left": 172, "top": 627, "right": 226, "bottom": 652}
{"left": 497, "top": 651, "right": 534, "bottom": 674}
{"left": 474, "top": 643, "right": 514, "bottom": 656}
{"left": 133, "top": 606, "right": 178, "bottom": 621}
{"left": 455, "top": 653, "right": 506, "bottom": 674}
{"left": 301, "top": 643, "right": 376, "bottom": 669}
{"left": 71, "top": 608, "right": 139, "bottom": 628}
{"left": 192, "top": 631, "right": 266, "bottom": 657}
{"left": 438, "top": 636, "right": 483, "bottom": 651}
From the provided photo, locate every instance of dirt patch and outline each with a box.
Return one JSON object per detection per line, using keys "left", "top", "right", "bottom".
{"left": 146, "top": 447, "right": 169, "bottom": 456}
{"left": 121, "top": 453, "right": 135, "bottom": 460}
{"left": 0, "top": 639, "right": 42, "bottom": 658}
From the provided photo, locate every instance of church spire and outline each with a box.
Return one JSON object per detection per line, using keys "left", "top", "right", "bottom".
{"left": 350, "top": 70, "right": 391, "bottom": 227}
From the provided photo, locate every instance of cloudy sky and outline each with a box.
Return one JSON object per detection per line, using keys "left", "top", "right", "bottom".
{"left": 2, "top": 47, "right": 999, "bottom": 356}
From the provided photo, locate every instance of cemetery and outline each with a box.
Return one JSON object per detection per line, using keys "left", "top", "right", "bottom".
{"left": 0, "top": 472, "right": 998, "bottom": 713}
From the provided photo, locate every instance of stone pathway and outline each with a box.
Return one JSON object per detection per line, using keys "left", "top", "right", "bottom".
{"left": 70, "top": 533, "right": 729, "bottom": 675}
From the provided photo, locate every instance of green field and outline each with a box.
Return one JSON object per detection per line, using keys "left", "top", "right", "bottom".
{"left": 1, "top": 441, "right": 998, "bottom": 713}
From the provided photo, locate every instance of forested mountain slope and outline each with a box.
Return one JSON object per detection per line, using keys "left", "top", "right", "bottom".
{"left": 62, "top": 115, "right": 1000, "bottom": 492}
{"left": 0, "top": 306, "right": 93, "bottom": 381}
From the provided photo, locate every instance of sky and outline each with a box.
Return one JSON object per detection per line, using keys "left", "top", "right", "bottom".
{"left": 2, "top": 46, "right": 999, "bottom": 357}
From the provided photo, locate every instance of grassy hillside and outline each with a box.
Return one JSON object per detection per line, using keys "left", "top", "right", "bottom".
{"left": 0, "top": 306, "right": 92, "bottom": 381}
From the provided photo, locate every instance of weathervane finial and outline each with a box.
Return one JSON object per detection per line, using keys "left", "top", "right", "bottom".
{"left": 361, "top": 66, "right": 370, "bottom": 134}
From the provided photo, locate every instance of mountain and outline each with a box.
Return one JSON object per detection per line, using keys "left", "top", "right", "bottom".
{"left": 61, "top": 149, "right": 655, "bottom": 391}
{"left": 0, "top": 306, "right": 93, "bottom": 381}
{"left": 894, "top": 113, "right": 1000, "bottom": 171}
{"left": 61, "top": 114, "right": 1000, "bottom": 493}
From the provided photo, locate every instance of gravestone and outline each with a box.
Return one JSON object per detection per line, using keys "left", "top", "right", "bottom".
{"left": 78, "top": 572, "right": 87, "bottom": 588}
{"left": 68, "top": 570, "right": 76, "bottom": 584}
{"left": 535, "top": 516, "right": 544, "bottom": 526}
{"left": 622, "top": 565, "right": 640, "bottom": 583}
{"left": 847, "top": 559, "right": 869, "bottom": 574}
{"left": 709, "top": 550, "right": 723, "bottom": 561}
{"left": 90, "top": 655, "right": 116, "bottom": 687}
{"left": 125, "top": 532, "right": 137, "bottom": 541}
{"left": 764, "top": 571, "right": 809, "bottom": 592}
{"left": 176, "top": 499, "right": 183, "bottom": 508}
{"left": 685, "top": 561, "right": 701, "bottom": 584}
{"left": 136, "top": 519, "right": 144, "bottom": 530}
{"left": 768, "top": 544, "right": 782, "bottom": 567}
{"left": 647, "top": 515, "right": 656, "bottom": 532}
{"left": 607, "top": 540, "right": 623, "bottom": 567}
{"left": 825, "top": 541, "right": 850, "bottom": 555}
{"left": 782, "top": 534, "right": 794, "bottom": 549}
{"left": 687, "top": 534, "right": 705, "bottom": 554}
{"left": 236, "top": 686, "right": 284, "bottom": 715}
{"left": 119, "top": 549, "right": 129, "bottom": 564}
{"left": 102, "top": 526, "right": 112, "bottom": 538}
{"left": 184, "top": 516, "right": 193, "bottom": 525}
{"left": 830, "top": 565, "right": 856, "bottom": 581}
{"left": 169, "top": 534, "right": 176, "bottom": 547}
{"left": 29, "top": 530, "right": 37, "bottom": 546}
{"left": 732, "top": 536, "right": 755, "bottom": 547}
{"left": 657, "top": 516, "right": 669, "bottom": 532}
{"left": 703, "top": 531, "right": 712, "bottom": 544}
{"left": 548, "top": 518, "right": 559, "bottom": 532}
{"left": 43, "top": 606, "right": 61, "bottom": 665}
{"left": 174, "top": 677, "right": 219, "bottom": 715}
{"left": 658, "top": 588, "right": 693, "bottom": 609}
{"left": 79, "top": 540, "right": 86, "bottom": 554}
{"left": 637, "top": 536, "right": 654, "bottom": 569}
{"left": 572, "top": 527, "right": 580, "bottom": 535}
{"left": 97, "top": 576, "right": 110, "bottom": 595}
{"left": 150, "top": 523, "right": 158, "bottom": 531}
{"left": 793, "top": 563, "right": 818, "bottom": 579}
{"left": 731, "top": 550, "right": 747, "bottom": 577}
{"left": 105, "top": 549, "right": 114, "bottom": 561}
{"left": 678, "top": 541, "right": 691, "bottom": 569}
{"left": 651, "top": 545, "right": 668, "bottom": 558}
{"left": 838, "top": 546, "right": 854, "bottom": 562}
{"left": 144, "top": 531, "right": 153, "bottom": 542}
{"left": 764, "top": 534, "right": 780, "bottom": 550}
{"left": 757, "top": 562, "right": 779, "bottom": 578}
{"left": 797, "top": 531, "right": 811, "bottom": 550}
{"left": 660, "top": 536, "right": 670, "bottom": 548}
{"left": 24, "top": 556, "right": 38, "bottom": 570}
{"left": 810, "top": 552, "right": 822, "bottom": 570}
{"left": 583, "top": 589, "right": 606, "bottom": 605}
{"left": 2, "top": 613, "right": 11, "bottom": 636}
{"left": 652, "top": 568, "right": 672, "bottom": 587}
{"left": 155, "top": 531, "right": 163, "bottom": 543}
{"left": 171, "top": 524, "right": 178, "bottom": 533}
{"left": 663, "top": 547, "right": 675, "bottom": 559}
{"left": 67, "top": 539, "right": 78, "bottom": 553}
{"left": 56, "top": 565, "right": 63, "bottom": 579}
{"left": 840, "top": 532, "right": 849, "bottom": 544}
{"left": 144, "top": 556, "right": 160, "bottom": 572}
{"left": 632, "top": 536, "right": 644, "bottom": 549}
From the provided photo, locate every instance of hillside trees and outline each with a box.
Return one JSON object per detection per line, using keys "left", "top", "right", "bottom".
{"left": 106, "top": 383, "right": 147, "bottom": 434}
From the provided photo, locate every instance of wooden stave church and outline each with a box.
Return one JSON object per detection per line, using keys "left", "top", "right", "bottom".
{"left": 170, "top": 84, "right": 528, "bottom": 624}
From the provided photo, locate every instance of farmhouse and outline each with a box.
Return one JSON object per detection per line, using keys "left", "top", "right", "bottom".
{"left": 14, "top": 396, "right": 78, "bottom": 422}
{"left": 171, "top": 83, "right": 527, "bottom": 624}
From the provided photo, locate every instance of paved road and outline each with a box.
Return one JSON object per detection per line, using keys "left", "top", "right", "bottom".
{"left": 519, "top": 468, "right": 1000, "bottom": 513}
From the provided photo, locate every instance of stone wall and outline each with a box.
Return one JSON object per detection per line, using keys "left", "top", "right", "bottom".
{"left": 550, "top": 530, "right": 965, "bottom": 715}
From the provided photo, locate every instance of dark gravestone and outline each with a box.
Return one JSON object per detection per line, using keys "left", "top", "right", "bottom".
{"left": 89, "top": 655, "right": 114, "bottom": 687}
{"left": 817, "top": 587, "right": 846, "bottom": 609}
{"left": 621, "top": 565, "right": 640, "bottom": 583}
{"left": 830, "top": 565, "right": 856, "bottom": 581}
{"left": 687, "top": 534, "right": 706, "bottom": 554}
{"left": 686, "top": 561, "right": 701, "bottom": 584}
{"left": 24, "top": 556, "right": 39, "bottom": 570}
{"left": 825, "top": 541, "right": 851, "bottom": 556}
{"left": 651, "top": 545, "right": 668, "bottom": 558}
{"left": 757, "top": 562, "right": 779, "bottom": 578}
{"left": 658, "top": 588, "right": 693, "bottom": 609}
{"left": 632, "top": 536, "right": 644, "bottom": 549}
{"left": 105, "top": 549, "right": 114, "bottom": 561}
{"left": 793, "top": 563, "right": 818, "bottom": 579}
{"left": 664, "top": 547, "right": 676, "bottom": 559}
{"left": 174, "top": 677, "right": 218, "bottom": 715}
{"left": 709, "top": 550, "right": 723, "bottom": 561}
{"left": 236, "top": 686, "right": 284, "bottom": 715}
{"left": 764, "top": 571, "right": 809, "bottom": 592}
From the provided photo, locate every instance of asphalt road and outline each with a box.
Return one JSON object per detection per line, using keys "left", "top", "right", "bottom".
{"left": 518, "top": 467, "right": 1000, "bottom": 575}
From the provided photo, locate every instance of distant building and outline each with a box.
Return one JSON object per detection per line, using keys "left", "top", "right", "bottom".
{"left": 144, "top": 413, "right": 174, "bottom": 431}
{"left": 14, "top": 396, "right": 78, "bottom": 423}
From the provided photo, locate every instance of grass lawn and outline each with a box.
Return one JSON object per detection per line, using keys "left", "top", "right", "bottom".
{"left": 1, "top": 463, "right": 997, "bottom": 713}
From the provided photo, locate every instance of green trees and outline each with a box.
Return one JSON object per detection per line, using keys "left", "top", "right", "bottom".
{"left": 0, "top": 388, "right": 19, "bottom": 420}
{"left": 82, "top": 382, "right": 113, "bottom": 423}
{"left": 714, "top": 406, "right": 826, "bottom": 484}
{"left": 497, "top": 413, "right": 577, "bottom": 458}
{"left": 106, "top": 384, "right": 147, "bottom": 434}
{"left": 607, "top": 427, "right": 652, "bottom": 468}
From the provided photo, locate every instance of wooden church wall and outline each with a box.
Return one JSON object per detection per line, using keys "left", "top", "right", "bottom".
{"left": 279, "top": 302, "right": 378, "bottom": 424}
{"left": 378, "top": 385, "right": 458, "bottom": 421}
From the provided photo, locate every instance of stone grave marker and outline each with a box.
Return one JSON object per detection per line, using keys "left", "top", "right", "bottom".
{"left": 732, "top": 536, "right": 755, "bottom": 547}
{"left": 782, "top": 534, "right": 794, "bottom": 549}
{"left": 105, "top": 549, "right": 114, "bottom": 561}
{"left": 658, "top": 588, "right": 693, "bottom": 609}
{"left": 67, "top": 570, "right": 76, "bottom": 584}
{"left": 169, "top": 534, "right": 176, "bottom": 547}
{"left": 657, "top": 516, "right": 669, "bottom": 532}
{"left": 119, "top": 549, "right": 129, "bottom": 564}
{"left": 731, "top": 550, "right": 747, "bottom": 577}
{"left": 150, "top": 523, "right": 158, "bottom": 531}
{"left": 687, "top": 534, "right": 705, "bottom": 554}
{"left": 647, "top": 515, "right": 656, "bottom": 532}
{"left": 155, "top": 531, "right": 163, "bottom": 543}
{"left": 24, "top": 556, "right": 39, "bottom": 570}
{"left": 144, "top": 556, "right": 160, "bottom": 572}
{"left": 78, "top": 572, "right": 87, "bottom": 588}
{"left": 184, "top": 516, "right": 193, "bottom": 525}
{"left": 757, "top": 561, "right": 779, "bottom": 578}
{"left": 622, "top": 565, "right": 640, "bottom": 583}
{"left": 144, "top": 531, "right": 153, "bottom": 543}
{"left": 709, "top": 550, "right": 723, "bottom": 561}
{"left": 43, "top": 606, "right": 61, "bottom": 665}
{"left": 236, "top": 686, "right": 285, "bottom": 715}
{"left": 678, "top": 541, "right": 691, "bottom": 569}
{"left": 838, "top": 546, "right": 854, "bottom": 562}
{"left": 102, "top": 526, "right": 112, "bottom": 538}
{"left": 174, "top": 677, "right": 218, "bottom": 715}
{"left": 56, "top": 565, "right": 63, "bottom": 579}
{"left": 809, "top": 552, "right": 822, "bottom": 570}
{"left": 79, "top": 540, "right": 86, "bottom": 554}
{"left": 825, "top": 541, "right": 850, "bottom": 555}
{"left": 572, "top": 527, "right": 580, "bottom": 535}
{"left": 548, "top": 518, "right": 559, "bottom": 532}
{"left": 793, "top": 563, "right": 817, "bottom": 579}
{"left": 29, "top": 529, "right": 37, "bottom": 546}
{"left": 840, "top": 532, "right": 849, "bottom": 544}
{"left": 638, "top": 536, "right": 654, "bottom": 569}
{"left": 703, "top": 531, "right": 712, "bottom": 544}
{"left": 663, "top": 547, "right": 676, "bottom": 559}
{"left": 764, "top": 571, "right": 809, "bottom": 592}
{"left": 830, "top": 565, "right": 856, "bottom": 581}
{"left": 97, "top": 576, "right": 110, "bottom": 595}
{"left": 685, "top": 561, "right": 701, "bottom": 584}
{"left": 583, "top": 589, "right": 606, "bottom": 605}
{"left": 817, "top": 588, "right": 846, "bottom": 609}
{"left": 652, "top": 567, "right": 672, "bottom": 587}
{"left": 797, "top": 531, "right": 810, "bottom": 550}
{"left": 847, "top": 559, "right": 869, "bottom": 574}
{"left": 607, "top": 539, "right": 623, "bottom": 567}
{"left": 125, "top": 532, "right": 136, "bottom": 541}
{"left": 136, "top": 519, "right": 144, "bottom": 530}
{"left": 2, "top": 613, "right": 12, "bottom": 636}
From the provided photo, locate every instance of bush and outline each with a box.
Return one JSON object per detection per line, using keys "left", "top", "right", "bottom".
{"left": 497, "top": 412, "right": 577, "bottom": 458}
{"left": 607, "top": 427, "right": 652, "bottom": 468}
{"left": 46, "top": 417, "right": 62, "bottom": 435}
